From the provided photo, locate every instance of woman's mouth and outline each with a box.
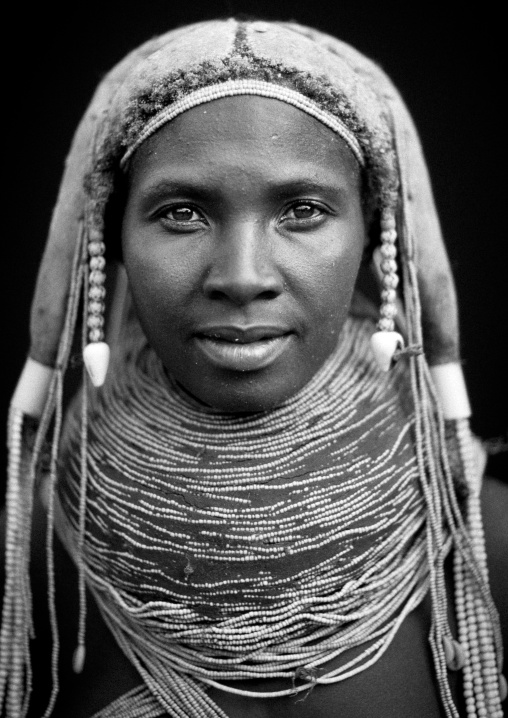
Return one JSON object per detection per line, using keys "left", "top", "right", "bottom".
{"left": 194, "top": 327, "right": 293, "bottom": 371}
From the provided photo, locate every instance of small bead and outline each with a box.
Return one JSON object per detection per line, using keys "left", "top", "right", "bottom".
{"left": 87, "top": 315, "right": 104, "bottom": 329}
{"left": 377, "top": 317, "right": 395, "bottom": 332}
{"left": 88, "top": 328, "right": 104, "bottom": 343}
{"left": 88, "top": 301, "right": 104, "bottom": 315}
{"left": 380, "top": 304, "right": 397, "bottom": 319}
{"left": 380, "top": 228, "right": 397, "bottom": 242}
{"left": 88, "top": 241, "right": 106, "bottom": 256}
{"left": 380, "top": 243, "right": 397, "bottom": 259}
{"left": 90, "top": 256, "right": 106, "bottom": 271}
{"left": 88, "top": 285, "right": 106, "bottom": 301}
{"left": 381, "top": 289, "right": 397, "bottom": 303}
{"left": 382, "top": 273, "right": 399, "bottom": 289}
{"left": 89, "top": 270, "right": 106, "bottom": 285}
{"left": 380, "top": 259, "right": 397, "bottom": 274}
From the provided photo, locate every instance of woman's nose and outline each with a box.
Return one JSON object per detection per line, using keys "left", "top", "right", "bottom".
{"left": 203, "top": 223, "right": 283, "bottom": 305}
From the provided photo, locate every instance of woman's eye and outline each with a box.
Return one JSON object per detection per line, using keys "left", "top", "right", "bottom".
{"left": 282, "top": 202, "right": 326, "bottom": 223}
{"left": 160, "top": 205, "right": 204, "bottom": 224}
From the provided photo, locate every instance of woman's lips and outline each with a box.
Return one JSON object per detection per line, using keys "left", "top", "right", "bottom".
{"left": 194, "top": 328, "right": 293, "bottom": 371}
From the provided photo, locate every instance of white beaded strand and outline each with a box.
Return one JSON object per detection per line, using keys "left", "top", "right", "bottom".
{"left": 370, "top": 210, "right": 405, "bottom": 371}
{"left": 73, "top": 259, "right": 92, "bottom": 676}
{"left": 1, "top": 221, "right": 87, "bottom": 718}
{"left": 83, "top": 227, "right": 110, "bottom": 387}
{"left": 377, "top": 211, "right": 399, "bottom": 333}
{"left": 90, "top": 685, "right": 167, "bottom": 718}
{"left": 453, "top": 418, "right": 505, "bottom": 718}
{"left": 0, "top": 408, "right": 25, "bottom": 716}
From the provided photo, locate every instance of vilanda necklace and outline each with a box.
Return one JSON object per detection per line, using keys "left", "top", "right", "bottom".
{"left": 53, "top": 318, "right": 462, "bottom": 717}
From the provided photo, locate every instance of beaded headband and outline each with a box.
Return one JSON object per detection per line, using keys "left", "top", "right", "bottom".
{"left": 120, "top": 79, "right": 365, "bottom": 169}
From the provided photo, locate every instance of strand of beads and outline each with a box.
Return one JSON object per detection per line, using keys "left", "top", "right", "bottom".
{"left": 370, "top": 210, "right": 404, "bottom": 371}
{"left": 90, "top": 684, "right": 168, "bottom": 718}
{"left": 55, "top": 318, "right": 433, "bottom": 718}
{"left": 87, "top": 231, "right": 106, "bottom": 343}
{"left": 83, "top": 227, "right": 110, "bottom": 387}
{"left": 378, "top": 212, "right": 399, "bottom": 332}
{"left": 0, "top": 408, "right": 25, "bottom": 716}
{"left": 453, "top": 418, "right": 504, "bottom": 718}
{"left": 56, "top": 316, "right": 503, "bottom": 718}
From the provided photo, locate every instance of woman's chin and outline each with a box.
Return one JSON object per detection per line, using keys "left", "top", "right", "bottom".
{"left": 158, "top": 333, "right": 340, "bottom": 414}
{"left": 173, "top": 368, "right": 308, "bottom": 414}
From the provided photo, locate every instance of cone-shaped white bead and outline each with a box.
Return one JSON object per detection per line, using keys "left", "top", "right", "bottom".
{"left": 370, "top": 331, "right": 404, "bottom": 372}
{"left": 83, "top": 342, "right": 110, "bottom": 387}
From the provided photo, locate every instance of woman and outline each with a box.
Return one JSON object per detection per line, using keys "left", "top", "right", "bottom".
{"left": 1, "top": 18, "right": 506, "bottom": 718}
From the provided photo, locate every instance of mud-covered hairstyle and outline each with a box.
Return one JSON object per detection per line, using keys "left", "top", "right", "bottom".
{"left": 16, "top": 19, "right": 460, "bottom": 376}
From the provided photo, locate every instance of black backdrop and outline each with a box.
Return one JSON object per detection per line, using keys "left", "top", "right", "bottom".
{"left": 3, "top": 1, "right": 507, "bottom": 490}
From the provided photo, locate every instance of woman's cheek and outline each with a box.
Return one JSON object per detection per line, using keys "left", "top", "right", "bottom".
{"left": 126, "top": 238, "right": 197, "bottom": 313}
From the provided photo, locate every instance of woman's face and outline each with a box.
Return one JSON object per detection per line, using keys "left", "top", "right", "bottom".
{"left": 122, "top": 96, "right": 367, "bottom": 412}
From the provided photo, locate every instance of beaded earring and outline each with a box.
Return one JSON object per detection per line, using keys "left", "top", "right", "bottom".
{"left": 370, "top": 209, "right": 405, "bottom": 371}
{"left": 82, "top": 226, "right": 110, "bottom": 386}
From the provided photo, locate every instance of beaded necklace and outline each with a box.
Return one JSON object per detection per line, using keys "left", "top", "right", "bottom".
{"left": 56, "top": 318, "right": 445, "bottom": 717}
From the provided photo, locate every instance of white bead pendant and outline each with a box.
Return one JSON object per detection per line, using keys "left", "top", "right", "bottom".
{"left": 72, "top": 644, "right": 86, "bottom": 674}
{"left": 83, "top": 342, "right": 110, "bottom": 387}
{"left": 370, "top": 331, "right": 404, "bottom": 372}
{"left": 443, "top": 635, "right": 466, "bottom": 671}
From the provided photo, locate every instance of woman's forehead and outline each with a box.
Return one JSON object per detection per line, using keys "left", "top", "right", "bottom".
{"left": 128, "top": 95, "right": 362, "bottom": 190}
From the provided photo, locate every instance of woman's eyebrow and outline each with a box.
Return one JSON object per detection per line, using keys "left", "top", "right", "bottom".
{"left": 132, "top": 178, "right": 218, "bottom": 206}
{"left": 266, "top": 178, "right": 352, "bottom": 200}
{"left": 134, "top": 178, "right": 216, "bottom": 202}
{"left": 135, "top": 176, "right": 352, "bottom": 203}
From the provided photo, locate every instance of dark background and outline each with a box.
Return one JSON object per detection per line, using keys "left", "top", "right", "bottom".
{"left": 3, "top": 1, "right": 507, "bottom": 488}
